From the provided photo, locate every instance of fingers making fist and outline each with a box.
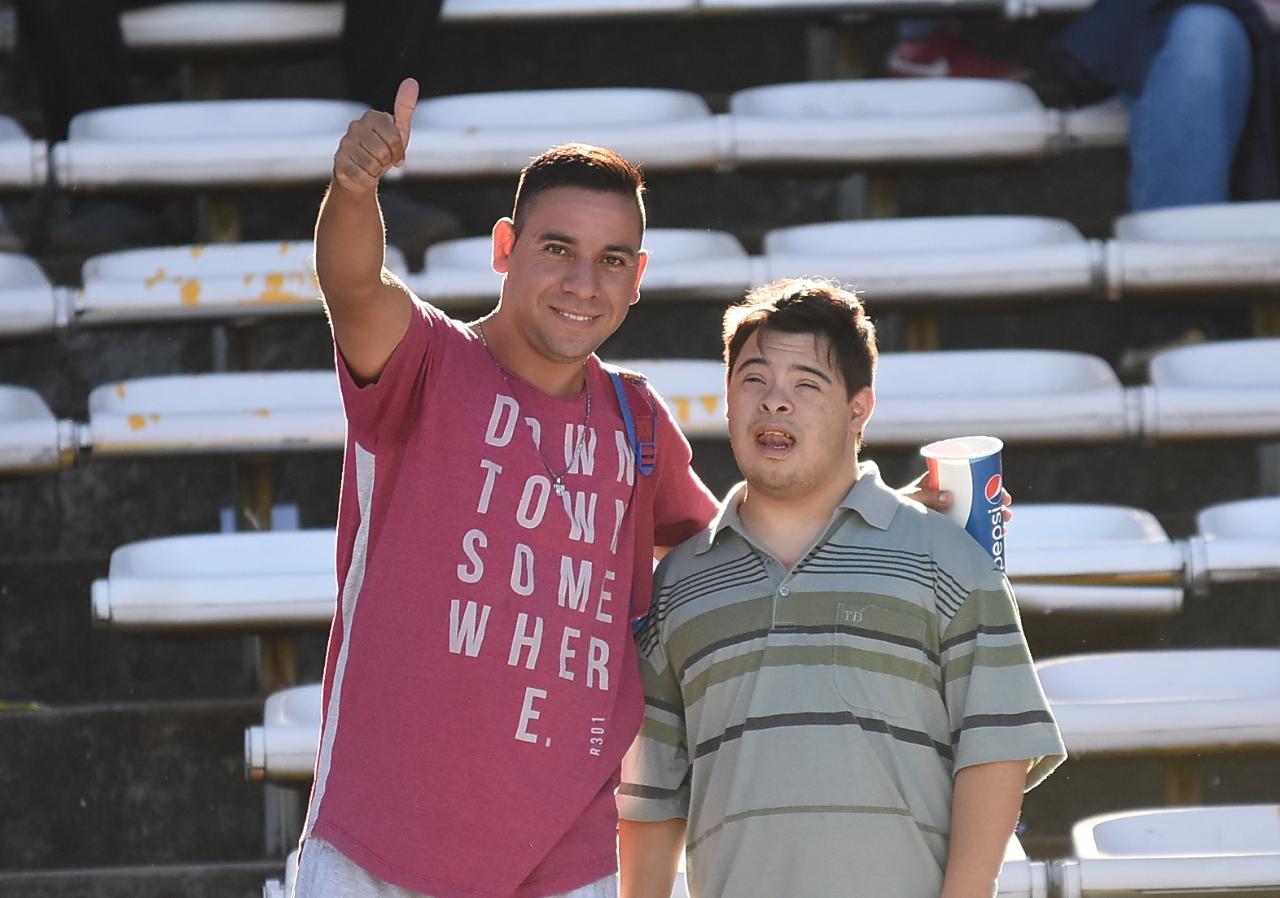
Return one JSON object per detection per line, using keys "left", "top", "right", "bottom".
{"left": 332, "top": 77, "right": 419, "bottom": 194}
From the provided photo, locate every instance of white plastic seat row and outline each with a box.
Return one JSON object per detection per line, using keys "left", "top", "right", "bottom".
{"left": 123, "top": 0, "right": 700, "bottom": 52}
{"left": 11, "top": 200, "right": 1279, "bottom": 335}
{"left": 247, "top": 649, "right": 1280, "bottom": 778}
{"left": 49, "top": 81, "right": 1123, "bottom": 187}
{"left": 90, "top": 497, "right": 1280, "bottom": 630}
{"left": 1039, "top": 649, "right": 1280, "bottom": 756}
{"left": 261, "top": 839, "right": 1043, "bottom": 898}
{"left": 0, "top": 386, "right": 81, "bottom": 473}
{"left": 265, "top": 807, "right": 1278, "bottom": 897}
{"left": 3, "top": 339, "right": 1279, "bottom": 471}
{"left": 121, "top": 1, "right": 1088, "bottom": 54}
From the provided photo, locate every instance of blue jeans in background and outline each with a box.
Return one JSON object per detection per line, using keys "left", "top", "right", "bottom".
{"left": 1127, "top": 3, "right": 1253, "bottom": 210}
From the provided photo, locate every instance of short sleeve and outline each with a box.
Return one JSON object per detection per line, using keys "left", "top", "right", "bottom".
{"left": 940, "top": 572, "right": 1067, "bottom": 790}
{"left": 334, "top": 297, "right": 444, "bottom": 448}
{"left": 617, "top": 594, "right": 692, "bottom": 822}
{"left": 647, "top": 389, "right": 717, "bottom": 550}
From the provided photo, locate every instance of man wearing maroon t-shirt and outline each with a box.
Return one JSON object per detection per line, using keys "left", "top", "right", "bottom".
{"left": 294, "top": 78, "right": 957, "bottom": 898}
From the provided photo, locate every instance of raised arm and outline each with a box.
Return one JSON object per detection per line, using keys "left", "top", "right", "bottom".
{"left": 316, "top": 78, "right": 419, "bottom": 384}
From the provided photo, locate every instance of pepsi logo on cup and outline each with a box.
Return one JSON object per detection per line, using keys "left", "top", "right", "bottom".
{"left": 984, "top": 474, "right": 1003, "bottom": 505}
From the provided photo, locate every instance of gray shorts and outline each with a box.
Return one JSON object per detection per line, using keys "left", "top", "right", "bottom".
{"left": 293, "top": 838, "right": 618, "bottom": 898}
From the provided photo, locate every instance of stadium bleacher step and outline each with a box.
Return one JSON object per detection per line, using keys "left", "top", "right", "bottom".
{"left": 0, "top": 859, "right": 283, "bottom": 898}
{"left": 0, "top": 558, "right": 325, "bottom": 704}
{"left": 0, "top": 698, "right": 269, "bottom": 870}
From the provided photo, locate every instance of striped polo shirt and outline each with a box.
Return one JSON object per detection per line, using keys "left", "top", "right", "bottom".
{"left": 618, "top": 463, "right": 1066, "bottom": 898}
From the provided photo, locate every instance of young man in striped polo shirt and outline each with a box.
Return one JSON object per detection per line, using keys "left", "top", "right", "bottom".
{"left": 616, "top": 278, "right": 1066, "bottom": 898}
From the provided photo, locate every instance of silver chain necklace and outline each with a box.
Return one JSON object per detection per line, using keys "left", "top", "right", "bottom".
{"left": 474, "top": 321, "right": 591, "bottom": 497}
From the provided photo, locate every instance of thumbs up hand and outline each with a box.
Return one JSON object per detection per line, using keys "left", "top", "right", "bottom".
{"left": 332, "top": 78, "right": 419, "bottom": 195}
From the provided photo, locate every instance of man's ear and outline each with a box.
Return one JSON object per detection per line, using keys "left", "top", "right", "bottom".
{"left": 491, "top": 218, "right": 516, "bottom": 274}
{"left": 630, "top": 249, "right": 649, "bottom": 306}
{"left": 850, "top": 386, "right": 875, "bottom": 432}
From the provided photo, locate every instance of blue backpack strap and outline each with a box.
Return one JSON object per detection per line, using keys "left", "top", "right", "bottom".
{"left": 606, "top": 367, "right": 656, "bottom": 476}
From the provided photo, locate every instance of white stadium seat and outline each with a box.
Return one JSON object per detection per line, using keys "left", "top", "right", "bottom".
{"left": 245, "top": 682, "right": 322, "bottom": 781}
{"left": 1004, "top": 505, "right": 1184, "bottom": 615}
{"left": 401, "top": 88, "right": 729, "bottom": 177}
{"left": 1058, "top": 98, "right": 1128, "bottom": 151}
{"left": 871, "top": 350, "right": 1134, "bottom": 445}
{"left": 1055, "top": 805, "right": 1280, "bottom": 898}
{"left": 442, "top": 0, "right": 697, "bottom": 19}
{"left": 410, "top": 229, "right": 753, "bottom": 305}
{"left": 0, "top": 386, "right": 82, "bottom": 473}
{"left": 1187, "top": 496, "right": 1280, "bottom": 589}
{"left": 262, "top": 848, "right": 297, "bottom": 898}
{"left": 0, "top": 253, "right": 67, "bottom": 336}
{"left": 1037, "top": 649, "right": 1280, "bottom": 755}
{"left": 1105, "top": 201, "right": 1280, "bottom": 298}
{"left": 121, "top": 1, "right": 343, "bottom": 49}
{"left": 760, "top": 216, "right": 1100, "bottom": 303}
{"left": 85, "top": 371, "right": 343, "bottom": 456}
{"left": 75, "top": 242, "right": 407, "bottom": 325}
{"left": 92, "top": 530, "right": 338, "bottom": 630}
{"left": 1139, "top": 338, "right": 1280, "bottom": 440}
{"left": 728, "top": 79, "right": 1059, "bottom": 165}
{"left": 0, "top": 115, "right": 49, "bottom": 188}
{"left": 999, "top": 836, "right": 1050, "bottom": 898}
{"left": 51, "top": 99, "right": 367, "bottom": 188}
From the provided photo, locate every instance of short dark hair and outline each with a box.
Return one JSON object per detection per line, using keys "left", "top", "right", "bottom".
{"left": 512, "top": 143, "right": 647, "bottom": 236}
{"left": 723, "top": 277, "right": 878, "bottom": 397}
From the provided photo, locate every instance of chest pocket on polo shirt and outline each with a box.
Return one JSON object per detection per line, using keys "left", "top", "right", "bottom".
{"left": 832, "top": 602, "right": 929, "bottom": 719}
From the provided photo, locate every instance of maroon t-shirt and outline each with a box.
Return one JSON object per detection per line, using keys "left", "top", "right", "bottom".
{"left": 304, "top": 300, "right": 716, "bottom": 898}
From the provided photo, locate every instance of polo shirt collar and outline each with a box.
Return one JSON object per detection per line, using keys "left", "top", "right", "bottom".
{"left": 692, "top": 461, "right": 900, "bottom": 555}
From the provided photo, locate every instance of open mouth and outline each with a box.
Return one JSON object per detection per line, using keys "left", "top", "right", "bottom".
{"left": 756, "top": 428, "right": 795, "bottom": 451}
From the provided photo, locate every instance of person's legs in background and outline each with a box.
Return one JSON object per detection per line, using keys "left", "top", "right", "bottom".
{"left": 885, "top": 18, "right": 1029, "bottom": 79}
{"left": 1127, "top": 3, "right": 1253, "bottom": 211}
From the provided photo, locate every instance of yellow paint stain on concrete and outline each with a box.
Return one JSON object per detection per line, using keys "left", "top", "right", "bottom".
{"left": 672, "top": 397, "right": 691, "bottom": 423}
{"left": 699, "top": 395, "right": 720, "bottom": 415}
{"left": 150, "top": 413, "right": 161, "bottom": 423}
{"left": 255, "top": 272, "right": 308, "bottom": 304}
{"left": 180, "top": 279, "right": 201, "bottom": 307}
{"left": 244, "top": 274, "right": 254, "bottom": 287}
{"left": 144, "top": 268, "right": 167, "bottom": 288}
{"left": 279, "top": 242, "right": 292, "bottom": 255}
{"left": 127, "top": 414, "right": 147, "bottom": 431}
{"left": 190, "top": 246, "right": 207, "bottom": 259}
{"left": 115, "top": 383, "right": 127, "bottom": 399}
{"left": 250, "top": 408, "right": 271, "bottom": 417}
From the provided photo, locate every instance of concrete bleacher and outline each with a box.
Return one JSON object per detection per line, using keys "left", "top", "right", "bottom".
{"left": 2, "top": 3, "right": 1277, "bottom": 897}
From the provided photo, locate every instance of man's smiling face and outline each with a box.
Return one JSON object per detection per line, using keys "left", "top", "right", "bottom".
{"left": 492, "top": 185, "right": 647, "bottom": 366}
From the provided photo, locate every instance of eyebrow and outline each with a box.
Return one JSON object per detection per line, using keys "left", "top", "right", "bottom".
{"left": 538, "top": 231, "right": 638, "bottom": 257}
{"left": 736, "top": 356, "right": 833, "bottom": 384}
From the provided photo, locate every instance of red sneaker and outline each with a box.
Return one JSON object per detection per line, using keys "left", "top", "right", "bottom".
{"left": 884, "top": 32, "right": 1030, "bottom": 80}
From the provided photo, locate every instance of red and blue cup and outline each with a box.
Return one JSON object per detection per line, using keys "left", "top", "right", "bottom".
{"left": 920, "top": 435, "right": 1006, "bottom": 570}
